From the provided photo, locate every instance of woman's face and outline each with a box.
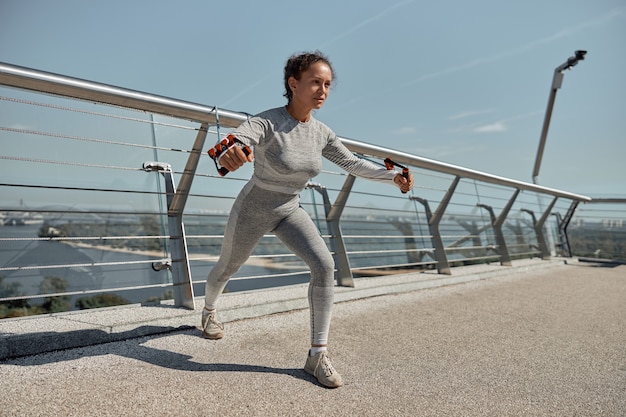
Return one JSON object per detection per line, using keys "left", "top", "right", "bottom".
{"left": 289, "top": 62, "right": 333, "bottom": 111}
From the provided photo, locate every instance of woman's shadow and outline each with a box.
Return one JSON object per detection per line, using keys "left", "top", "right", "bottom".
{"left": 6, "top": 325, "right": 318, "bottom": 386}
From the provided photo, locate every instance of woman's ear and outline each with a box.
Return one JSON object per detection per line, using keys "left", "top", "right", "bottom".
{"left": 288, "top": 76, "right": 298, "bottom": 94}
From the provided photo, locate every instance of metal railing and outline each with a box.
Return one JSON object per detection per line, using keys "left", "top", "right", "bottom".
{"left": 2, "top": 61, "right": 621, "bottom": 318}
{"left": 564, "top": 198, "right": 626, "bottom": 261}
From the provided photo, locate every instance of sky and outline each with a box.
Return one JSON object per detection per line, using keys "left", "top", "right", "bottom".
{"left": 1, "top": 0, "right": 625, "bottom": 198}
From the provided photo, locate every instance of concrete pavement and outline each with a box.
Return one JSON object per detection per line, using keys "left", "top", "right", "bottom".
{"left": 0, "top": 259, "right": 624, "bottom": 416}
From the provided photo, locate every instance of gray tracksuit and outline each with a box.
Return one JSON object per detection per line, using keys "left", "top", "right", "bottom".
{"left": 205, "top": 106, "right": 398, "bottom": 346}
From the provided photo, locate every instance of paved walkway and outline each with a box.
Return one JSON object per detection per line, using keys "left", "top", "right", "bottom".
{"left": 1, "top": 259, "right": 624, "bottom": 416}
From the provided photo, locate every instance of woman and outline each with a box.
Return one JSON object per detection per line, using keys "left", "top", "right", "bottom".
{"left": 202, "top": 51, "right": 414, "bottom": 388}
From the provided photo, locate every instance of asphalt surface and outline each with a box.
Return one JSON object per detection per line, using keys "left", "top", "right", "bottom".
{"left": 1, "top": 260, "right": 624, "bottom": 416}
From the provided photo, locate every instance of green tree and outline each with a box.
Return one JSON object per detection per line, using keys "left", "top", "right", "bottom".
{"left": 75, "top": 293, "right": 130, "bottom": 310}
{"left": 0, "top": 276, "right": 32, "bottom": 318}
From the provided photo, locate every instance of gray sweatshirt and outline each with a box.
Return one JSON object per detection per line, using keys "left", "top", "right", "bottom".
{"left": 231, "top": 106, "right": 397, "bottom": 194}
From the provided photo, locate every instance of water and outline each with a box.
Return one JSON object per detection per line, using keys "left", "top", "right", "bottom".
{"left": 0, "top": 223, "right": 310, "bottom": 310}
{"left": 0, "top": 214, "right": 544, "bottom": 313}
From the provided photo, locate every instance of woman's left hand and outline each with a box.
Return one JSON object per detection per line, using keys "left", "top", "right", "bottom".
{"left": 394, "top": 173, "right": 414, "bottom": 194}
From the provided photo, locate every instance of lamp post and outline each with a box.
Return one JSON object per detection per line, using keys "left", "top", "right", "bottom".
{"left": 532, "top": 50, "right": 587, "bottom": 185}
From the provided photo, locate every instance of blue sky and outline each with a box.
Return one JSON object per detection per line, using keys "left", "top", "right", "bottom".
{"left": 1, "top": 0, "right": 624, "bottom": 197}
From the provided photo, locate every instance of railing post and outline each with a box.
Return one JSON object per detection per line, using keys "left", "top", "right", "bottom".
{"left": 522, "top": 196, "right": 558, "bottom": 260}
{"left": 143, "top": 162, "right": 195, "bottom": 309}
{"left": 163, "top": 170, "right": 195, "bottom": 309}
{"left": 411, "top": 196, "right": 450, "bottom": 275}
{"left": 411, "top": 176, "right": 459, "bottom": 275}
{"left": 309, "top": 177, "right": 355, "bottom": 287}
{"left": 553, "top": 200, "right": 579, "bottom": 257}
{"left": 477, "top": 188, "right": 519, "bottom": 266}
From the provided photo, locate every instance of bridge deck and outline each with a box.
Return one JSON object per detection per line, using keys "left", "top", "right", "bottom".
{"left": 1, "top": 259, "right": 624, "bottom": 416}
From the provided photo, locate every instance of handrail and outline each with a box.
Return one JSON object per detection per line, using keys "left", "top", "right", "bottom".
{"left": 340, "top": 138, "right": 591, "bottom": 202}
{"left": 0, "top": 61, "right": 592, "bottom": 204}
{"left": 0, "top": 62, "right": 247, "bottom": 127}
{"left": 585, "top": 198, "right": 626, "bottom": 204}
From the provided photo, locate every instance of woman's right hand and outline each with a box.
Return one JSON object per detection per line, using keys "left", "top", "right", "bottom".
{"left": 394, "top": 172, "right": 414, "bottom": 194}
{"left": 219, "top": 146, "right": 254, "bottom": 172}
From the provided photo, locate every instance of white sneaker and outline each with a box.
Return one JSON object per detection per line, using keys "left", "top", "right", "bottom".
{"left": 304, "top": 350, "right": 343, "bottom": 388}
{"left": 201, "top": 308, "right": 224, "bottom": 339}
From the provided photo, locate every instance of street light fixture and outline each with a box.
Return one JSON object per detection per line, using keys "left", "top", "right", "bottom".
{"left": 532, "top": 50, "right": 587, "bottom": 184}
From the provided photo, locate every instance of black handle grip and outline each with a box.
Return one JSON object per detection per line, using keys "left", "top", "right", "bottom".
{"left": 211, "top": 140, "right": 252, "bottom": 177}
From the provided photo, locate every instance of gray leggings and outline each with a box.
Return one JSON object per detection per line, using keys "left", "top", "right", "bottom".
{"left": 204, "top": 182, "right": 335, "bottom": 346}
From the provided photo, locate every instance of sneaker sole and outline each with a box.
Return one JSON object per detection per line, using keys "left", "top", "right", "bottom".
{"left": 202, "top": 331, "right": 223, "bottom": 340}
{"left": 304, "top": 364, "right": 342, "bottom": 388}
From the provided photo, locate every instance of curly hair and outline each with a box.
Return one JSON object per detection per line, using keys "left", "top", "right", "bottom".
{"left": 283, "top": 51, "right": 335, "bottom": 103}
